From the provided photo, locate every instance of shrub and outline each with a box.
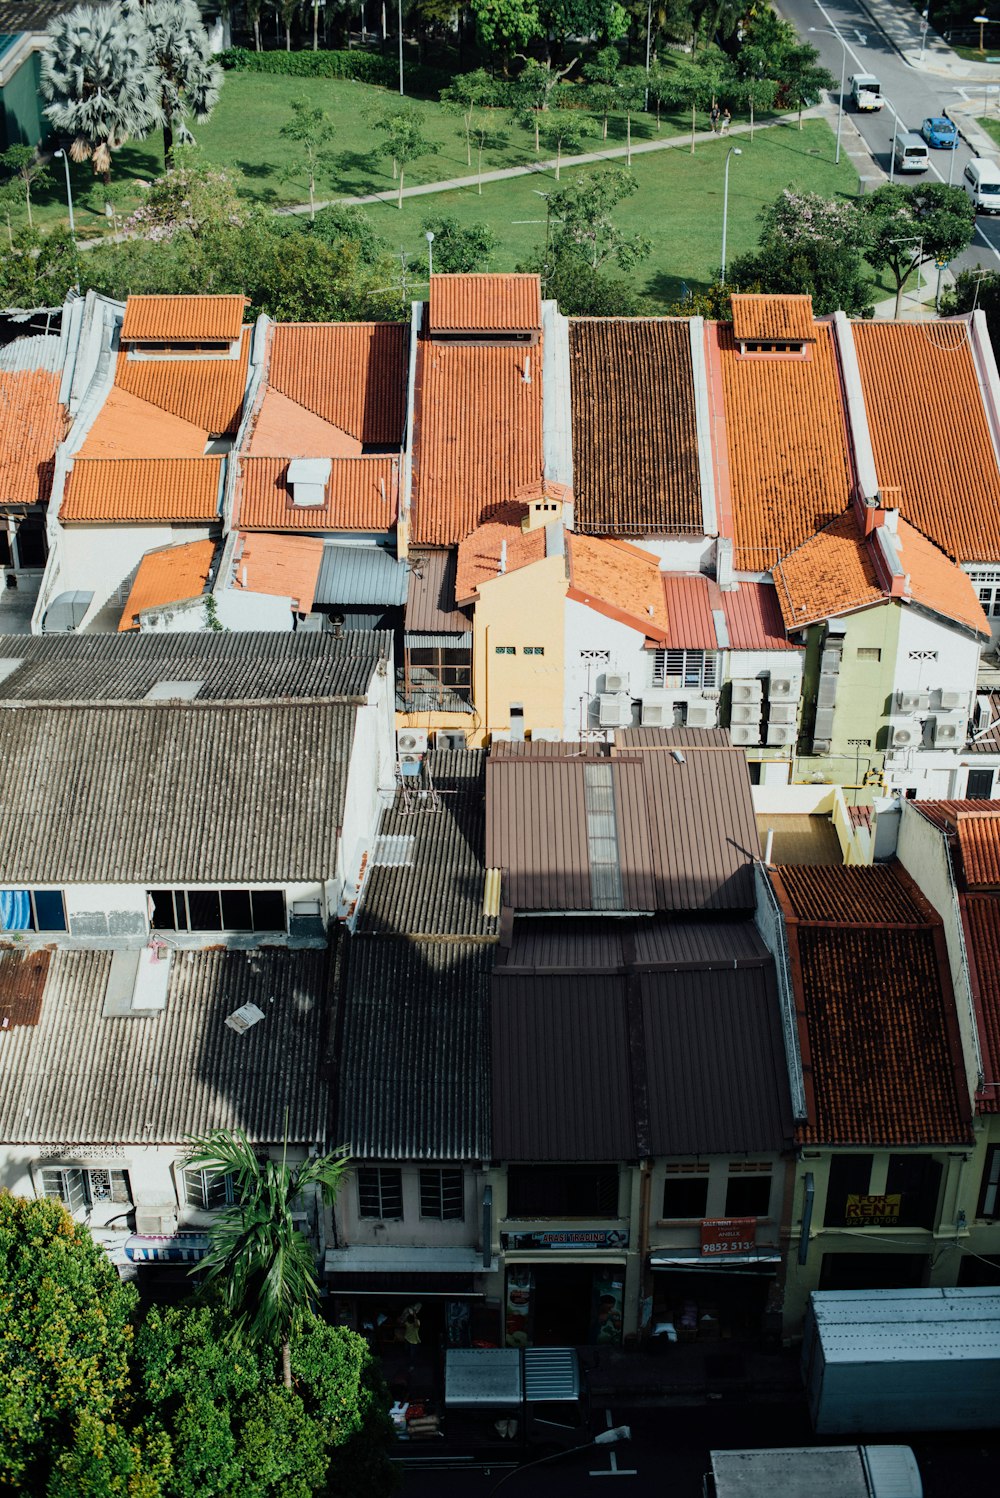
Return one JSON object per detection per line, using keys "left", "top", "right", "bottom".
{"left": 217, "top": 46, "right": 449, "bottom": 95}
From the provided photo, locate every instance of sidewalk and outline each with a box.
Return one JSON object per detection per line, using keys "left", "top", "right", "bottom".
{"left": 586, "top": 1337, "right": 804, "bottom": 1407}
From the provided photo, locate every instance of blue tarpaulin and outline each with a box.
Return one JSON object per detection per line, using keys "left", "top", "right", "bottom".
{"left": 0, "top": 889, "right": 30, "bottom": 930}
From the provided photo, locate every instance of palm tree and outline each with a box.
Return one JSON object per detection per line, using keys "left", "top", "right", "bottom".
{"left": 185, "top": 1127, "right": 350, "bottom": 1390}
{"left": 132, "top": 0, "right": 223, "bottom": 166}
{"left": 40, "top": 3, "right": 162, "bottom": 185}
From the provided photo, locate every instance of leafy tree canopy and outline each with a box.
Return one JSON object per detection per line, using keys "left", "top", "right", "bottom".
{"left": 546, "top": 167, "right": 651, "bottom": 270}
{"left": 859, "top": 180, "right": 975, "bottom": 316}
{"left": 470, "top": 0, "right": 542, "bottom": 55}
{"left": 423, "top": 214, "right": 499, "bottom": 271}
{"left": 727, "top": 188, "right": 873, "bottom": 317}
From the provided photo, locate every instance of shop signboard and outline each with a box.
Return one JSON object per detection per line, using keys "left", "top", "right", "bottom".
{"left": 501, "top": 1228, "right": 629, "bottom": 1251}
{"left": 845, "top": 1192, "right": 902, "bottom": 1227}
{"left": 700, "top": 1218, "right": 756, "bottom": 1256}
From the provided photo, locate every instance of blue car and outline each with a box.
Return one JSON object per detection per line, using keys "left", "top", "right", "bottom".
{"left": 921, "top": 116, "right": 959, "bottom": 149}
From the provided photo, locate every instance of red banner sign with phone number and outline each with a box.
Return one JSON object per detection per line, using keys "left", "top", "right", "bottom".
{"left": 700, "top": 1217, "right": 757, "bottom": 1255}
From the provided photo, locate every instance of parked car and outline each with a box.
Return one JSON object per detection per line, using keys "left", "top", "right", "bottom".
{"left": 921, "top": 116, "right": 959, "bottom": 149}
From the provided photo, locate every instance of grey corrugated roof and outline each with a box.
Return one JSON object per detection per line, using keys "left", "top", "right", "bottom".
{"left": 0, "top": 947, "right": 329, "bottom": 1144}
{"left": 486, "top": 728, "right": 757, "bottom": 913}
{"left": 0, "top": 701, "right": 357, "bottom": 882}
{"left": 334, "top": 936, "right": 493, "bottom": 1160}
{"left": 358, "top": 750, "right": 497, "bottom": 937}
{"left": 491, "top": 918, "right": 793, "bottom": 1160}
{"left": 0, "top": 629, "right": 390, "bottom": 702}
{"left": 405, "top": 550, "right": 472, "bottom": 634}
{"left": 0, "top": 334, "right": 63, "bottom": 374}
{"left": 314, "top": 544, "right": 409, "bottom": 608}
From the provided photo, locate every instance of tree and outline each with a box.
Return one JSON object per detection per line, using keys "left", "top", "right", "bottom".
{"left": 124, "top": 148, "right": 247, "bottom": 239}
{"left": 511, "top": 57, "right": 577, "bottom": 152}
{"left": 0, "top": 144, "right": 52, "bottom": 227}
{"left": 539, "top": 110, "right": 595, "bottom": 179}
{"left": 470, "top": 0, "right": 542, "bottom": 65}
{"left": 947, "top": 266, "right": 1000, "bottom": 359}
{"left": 545, "top": 166, "right": 651, "bottom": 269}
{"left": 280, "top": 97, "right": 336, "bottom": 220}
{"left": 859, "top": 181, "right": 975, "bottom": 318}
{"left": 441, "top": 67, "right": 496, "bottom": 168}
{"left": 0, "top": 1194, "right": 149, "bottom": 1492}
{"left": 521, "top": 243, "right": 649, "bottom": 313}
{"left": 422, "top": 214, "right": 499, "bottom": 271}
{"left": 280, "top": 0, "right": 297, "bottom": 51}
{"left": 40, "top": 4, "right": 162, "bottom": 184}
{"left": 184, "top": 1129, "right": 351, "bottom": 1389}
{"left": 779, "top": 44, "right": 835, "bottom": 130}
{"left": 372, "top": 105, "right": 436, "bottom": 208}
{"left": 0, "top": 222, "right": 81, "bottom": 303}
{"left": 584, "top": 45, "right": 620, "bottom": 140}
{"left": 662, "top": 49, "right": 731, "bottom": 153}
{"left": 133, "top": 0, "right": 223, "bottom": 166}
{"left": 732, "top": 69, "right": 778, "bottom": 144}
{"left": 469, "top": 113, "right": 509, "bottom": 193}
{"left": 727, "top": 189, "right": 873, "bottom": 316}
{"left": 246, "top": 0, "right": 263, "bottom": 50}
{"left": 312, "top": 202, "right": 388, "bottom": 265}
{"left": 617, "top": 64, "right": 647, "bottom": 165}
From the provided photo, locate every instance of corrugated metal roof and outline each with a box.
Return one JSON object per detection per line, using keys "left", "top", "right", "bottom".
{"left": 315, "top": 543, "right": 409, "bottom": 608}
{"left": 358, "top": 750, "right": 497, "bottom": 938}
{"left": 487, "top": 729, "right": 757, "bottom": 912}
{"left": 662, "top": 574, "right": 718, "bottom": 649}
{"left": 0, "top": 334, "right": 63, "bottom": 374}
{"left": 0, "top": 629, "right": 389, "bottom": 701}
{"left": 334, "top": 936, "right": 492, "bottom": 1160}
{"left": 405, "top": 550, "right": 472, "bottom": 634}
{"left": 496, "top": 918, "right": 768, "bottom": 972}
{"left": 0, "top": 947, "right": 328, "bottom": 1144}
{"left": 0, "top": 701, "right": 358, "bottom": 883}
{"left": 722, "top": 581, "right": 799, "bottom": 651}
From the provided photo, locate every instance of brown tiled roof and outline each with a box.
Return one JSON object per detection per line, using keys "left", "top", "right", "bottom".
{"left": 267, "top": 323, "right": 407, "bottom": 446}
{"left": 234, "top": 456, "right": 398, "bottom": 533}
{"left": 409, "top": 338, "right": 543, "bottom": 546}
{"left": 569, "top": 319, "right": 703, "bottom": 536}
{"left": 430, "top": 273, "right": 541, "bottom": 333}
{"left": 455, "top": 505, "right": 547, "bottom": 603}
{"left": 847, "top": 803, "right": 874, "bottom": 833}
{"left": 118, "top": 539, "right": 217, "bottom": 629}
{"left": 951, "top": 809, "right": 1000, "bottom": 889}
{"left": 114, "top": 335, "right": 251, "bottom": 436}
{"left": 0, "top": 369, "right": 65, "bottom": 510}
{"left": 769, "top": 861, "right": 971, "bottom": 1146}
{"left": 61, "top": 458, "right": 223, "bottom": 523}
{"left": 913, "top": 798, "right": 996, "bottom": 830}
{"left": 774, "top": 510, "right": 884, "bottom": 630}
{"left": 712, "top": 322, "right": 852, "bottom": 571}
{"left": 852, "top": 319, "right": 1000, "bottom": 564}
{"left": 730, "top": 293, "right": 817, "bottom": 344}
{"left": 0, "top": 950, "right": 50, "bottom": 1031}
{"left": 968, "top": 694, "right": 1000, "bottom": 754}
{"left": 567, "top": 534, "right": 669, "bottom": 640}
{"left": 120, "top": 294, "right": 247, "bottom": 344}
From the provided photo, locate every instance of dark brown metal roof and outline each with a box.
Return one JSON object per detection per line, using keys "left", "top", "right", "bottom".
{"left": 405, "top": 549, "right": 473, "bottom": 634}
{"left": 490, "top": 739, "right": 609, "bottom": 758}
{"left": 569, "top": 320, "right": 703, "bottom": 536}
{"left": 0, "top": 950, "right": 49, "bottom": 1030}
{"left": 496, "top": 918, "right": 768, "bottom": 972}
{"left": 486, "top": 729, "right": 757, "bottom": 912}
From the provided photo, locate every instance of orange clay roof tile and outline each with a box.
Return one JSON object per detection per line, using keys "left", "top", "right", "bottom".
{"left": 79, "top": 387, "right": 208, "bottom": 459}
{"left": 948, "top": 808, "right": 1000, "bottom": 889}
{"left": 61, "top": 457, "right": 223, "bottom": 523}
{"left": 118, "top": 539, "right": 217, "bottom": 630}
{"left": 234, "top": 455, "right": 398, "bottom": 533}
{"left": 712, "top": 321, "right": 852, "bottom": 571}
{"left": 410, "top": 338, "right": 544, "bottom": 546}
{"left": 852, "top": 319, "right": 1000, "bottom": 563}
{"left": 891, "top": 517, "right": 990, "bottom": 636}
{"left": 247, "top": 388, "right": 362, "bottom": 459}
{"left": 266, "top": 323, "right": 407, "bottom": 446}
{"left": 0, "top": 369, "right": 66, "bottom": 509}
{"left": 774, "top": 510, "right": 882, "bottom": 630}
{"left": 120, "top": 294, "right": 247, "bottom": 343}
{"left": 567, "top": 533, "right": 669, "bottom": 639}
{"left": 430, "top": 273, "right": 541, "bottom": 333}
{"left": 232, "top": 532, "right": 324, "bottom": 612}
{"left": 113, "top": 333, "right": 250, "bottom": 436}
{"left": 454, "top": 505, "right": 547, "bottom": 602}
{"left": 730, "top": 293, "right": 817, "bottom": 344}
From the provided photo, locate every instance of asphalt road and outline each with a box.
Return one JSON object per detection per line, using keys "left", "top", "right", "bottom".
{"left": 778, "top": 0, "right": 1000, "bottom": 280}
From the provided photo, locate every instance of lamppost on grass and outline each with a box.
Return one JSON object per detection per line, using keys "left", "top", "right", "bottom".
{"left": 53, "top": 149, "right": 75, "bottom": 239}
{"left": 976, "top": 14, "right": 990, "bottom": 55}
{"left": 810, "top": 23, "right": 866, "bottom": 167}
{"left": 720, "top": 145, "right": 742, "bottom": 287}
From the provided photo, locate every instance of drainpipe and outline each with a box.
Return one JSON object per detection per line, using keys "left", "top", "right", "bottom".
{"left": 481, "top": 1183, "right": 493, "bottom": 1271}
{"left": 798, "top": 1172, "right": 815, "bottom": 1266}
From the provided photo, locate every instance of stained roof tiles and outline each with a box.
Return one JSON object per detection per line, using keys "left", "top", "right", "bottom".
{"left": 230, "top": 532, "right": 324, "bottom": 612}
{"left": 118, "top": 539, "right": 217, "bottom": 629}
{"left": 266, "top": 322, "right": 407, "bottom": 446}
{"left": 120, "top": 294, "right": 247, "bottom": 344}
{"left": 60, "top": 457, "right": 223, "bottom": 523}
{"left": 455, "top": 506, "right": 547, "bottom": 604}
{"left": 730, "top": 293, "right": 817, "bottom": 344}
{"left": 430, "top": 273, "right": 541, "bottom": 333}
{"left": 774, "top": 510, "right": 883, "bottom": 630}
{"left": 567, "top": 533, "right": 669, "bottom": 639}
{"left": 234, "top": 455, "right": 398, "bottom": 532}
{"left": 0, "top": 369, "right": 66, "bottom": 510}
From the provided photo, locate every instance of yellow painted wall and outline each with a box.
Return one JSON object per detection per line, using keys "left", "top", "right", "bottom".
{"left": 473, "top": 554, "right": 567, "bottom": 739}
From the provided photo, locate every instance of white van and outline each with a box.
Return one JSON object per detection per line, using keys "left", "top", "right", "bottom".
{"left": 893, "top": 133, "right": 929, "bottom": 173}
{"left": 964, "top": 156, "right": 1000, "bottom": 214}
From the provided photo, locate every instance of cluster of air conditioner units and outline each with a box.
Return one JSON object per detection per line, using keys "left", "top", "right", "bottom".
{"left": 396, "top": 728, "right": 428, "bottom": 775}
{"left": 891, "top": 689, "right": 972, "bottom": 753}
{"left": 639, "top": 691, "right": 719, "bottom": 729}
{"left": 730, "top": 675, "right": 800, "bottom": 749}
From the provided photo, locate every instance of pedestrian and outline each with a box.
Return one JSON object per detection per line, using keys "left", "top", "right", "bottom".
{"left": 710, "top": 102, "right": 720, "bottom": 134}
{"left": 398, "top": 1303, "right": 421, "bottom": 1369}
{"left": 720, "top": 108, "right": 731, "bottom": 136}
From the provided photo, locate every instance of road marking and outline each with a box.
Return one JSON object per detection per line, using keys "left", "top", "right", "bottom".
{"left": 589, "top": 1409, "right": 637, "bottom": 1478}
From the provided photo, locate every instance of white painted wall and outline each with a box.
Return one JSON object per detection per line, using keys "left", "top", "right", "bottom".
{"left": 35, "top": 524, "right": 215, "bottom": 635}
{"left": 335, "top": 1165, "right": 481, "bottom": 1250}
{"left": 883, "top": 609, "right": 984, "bottom": 797}
{"left": 726, "top": 649, "right": 802, "bottom": 686}
{"left": 337, "top": 664, "right": 396, "bottom": 921}
{"left": 563, "top": 598, "right": 653, "bottom": 738}
{"left": 632, "top": 537, "right": 715, "bottom": 571}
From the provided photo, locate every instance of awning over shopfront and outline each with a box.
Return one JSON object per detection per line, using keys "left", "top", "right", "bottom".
{"left": 650, "top": 1249, "right": 780, "bottom": 1272}
{"left": 325, "top": 1244, "right": 499, "bottom": 1295}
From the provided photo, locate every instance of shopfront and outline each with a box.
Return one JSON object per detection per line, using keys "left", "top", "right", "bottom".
{"left": 501, "top": 1229, "right": 629, "bottom": 1348}
{"left": 324, "top": 1245, "right": 501, "bottom": 1354}
{"left": 650, "top": 1220, "right": 782, "bottom": 1343}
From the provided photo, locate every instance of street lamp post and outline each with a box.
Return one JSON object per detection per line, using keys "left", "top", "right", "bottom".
{"left": 809, "top": 26, "right": 861, "bottom": 167}
{"left": 425, "top": 228, "right": 434, "bottom": 280}
{"left": 720, "top": 145, "right": 742, "bottom": 287}
{"left": 398, "top": 0, "right": 404, "bottom": 94}
{"left": 889, "top": 100, "right": 900, "bottom": 183}
{"left": 919, "top": 8, "right": 931, "bottom": 62}
{"left": 53, "top": 149, "right": 75, "bottom": 239}
{"left": 487, "top": 1428, "right": 632, "bottom": 1498}
{"left": 976, "top": 14, "right": 990, "bottom": 55}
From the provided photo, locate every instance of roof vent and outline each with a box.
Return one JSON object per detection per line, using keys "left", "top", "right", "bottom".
{"left": 288, "top": 457, "right": 331, "bottom": 508}
{"left": 145, "top": 679, "right": 204, "bottom": 700}
{"left": 224, "top": 1002, "right": 266, "bottom": 1034}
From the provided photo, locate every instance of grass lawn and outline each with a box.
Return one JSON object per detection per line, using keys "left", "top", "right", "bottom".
{"left": 358, "top": 118, "right": 859, "bottom": 309}
{"left": 976, "top": 115, "right": 1000, "bottom": 150}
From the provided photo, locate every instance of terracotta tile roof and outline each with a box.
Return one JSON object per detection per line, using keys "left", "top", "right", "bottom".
{"left": 730, "top": 293, "right": 817, "bottom": 344}
{"left": 721, "top": 580, "right": 799, "bottom": 650}
{"left": 960, "top": 893, "right": 1000, "bottom": 1111}
{"left": 118, "top": 539, "right": 218, "bottom": 629}
{"left": 770, "top": 861, "right": 971, "bottom": 1146}
{"left": 120, "top": 294, "right": 247, "bottom": 344}
{"left": 247, "top": 389, "right": 361, "bottom": 459}
{"left": 712, "top": 321, "right": 852, "bottom": 571}
{"left": 567, "top": 533, "right": 669, "bottom": 640}
{"left": 234, "top": 455, "right": 398, "bottom": 533}
{"left": 852, "top": 319, "right": 1000, "bottom": 564}
{"left": 847, "top": 803, "right": 874, "bottom": 833}
{"left": 774, "top": 510, "right": 882, "bottom": 630}
{"left": 410, "top": 338, "right": 544, "bottom": 546}
{"left": 662, "top": 573, "right": 718, "bottom": 648}
{"left": 79, "top": 387, "right": 208, "bottom": 459}
{"left": 114, "top": 334, "right": 251, "bottom": 436}
{"left": 913, "top": 799, "right": 992, "bottom": 831}
{"left": 454, "top": 504, "right": 546, "bottom": 603}
{"left": 430, "top": 273, "right": 541, "bottom": 333}
{"left": 892, "top": 517, "right": 991, "bottom": 636}
{"left": 568, "top": 320, "right": 703, "bottom": 535}
{"left": 266, "top": 323, "right": 407, "bottom": 446}
{"left": 61, "top": 458, "right": 223, "bottom": 523}
{"left": 949, "top": 808, "right": 1000, "bottom": 889}
{"left": 0, "top": 369, "right": 65, "bottom": 509}
{"left": 231, "top": 533, "right": 324, "bottom": 612}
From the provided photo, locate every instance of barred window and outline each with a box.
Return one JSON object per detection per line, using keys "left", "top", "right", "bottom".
{"left": 357, "top": 1167, "right": 403, "bottom": 1220}
{"left": 41, "top": 1166, "right": 131, "bottom": 1211}
{"left": 419, "top": 1168, "right": 464, "bottom": 1221}
{"left": 183, "top": 1168, "right": 239, "bottom": 1211}
{"left": 652, "top": 649, "right": 718, "bottom": 690}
